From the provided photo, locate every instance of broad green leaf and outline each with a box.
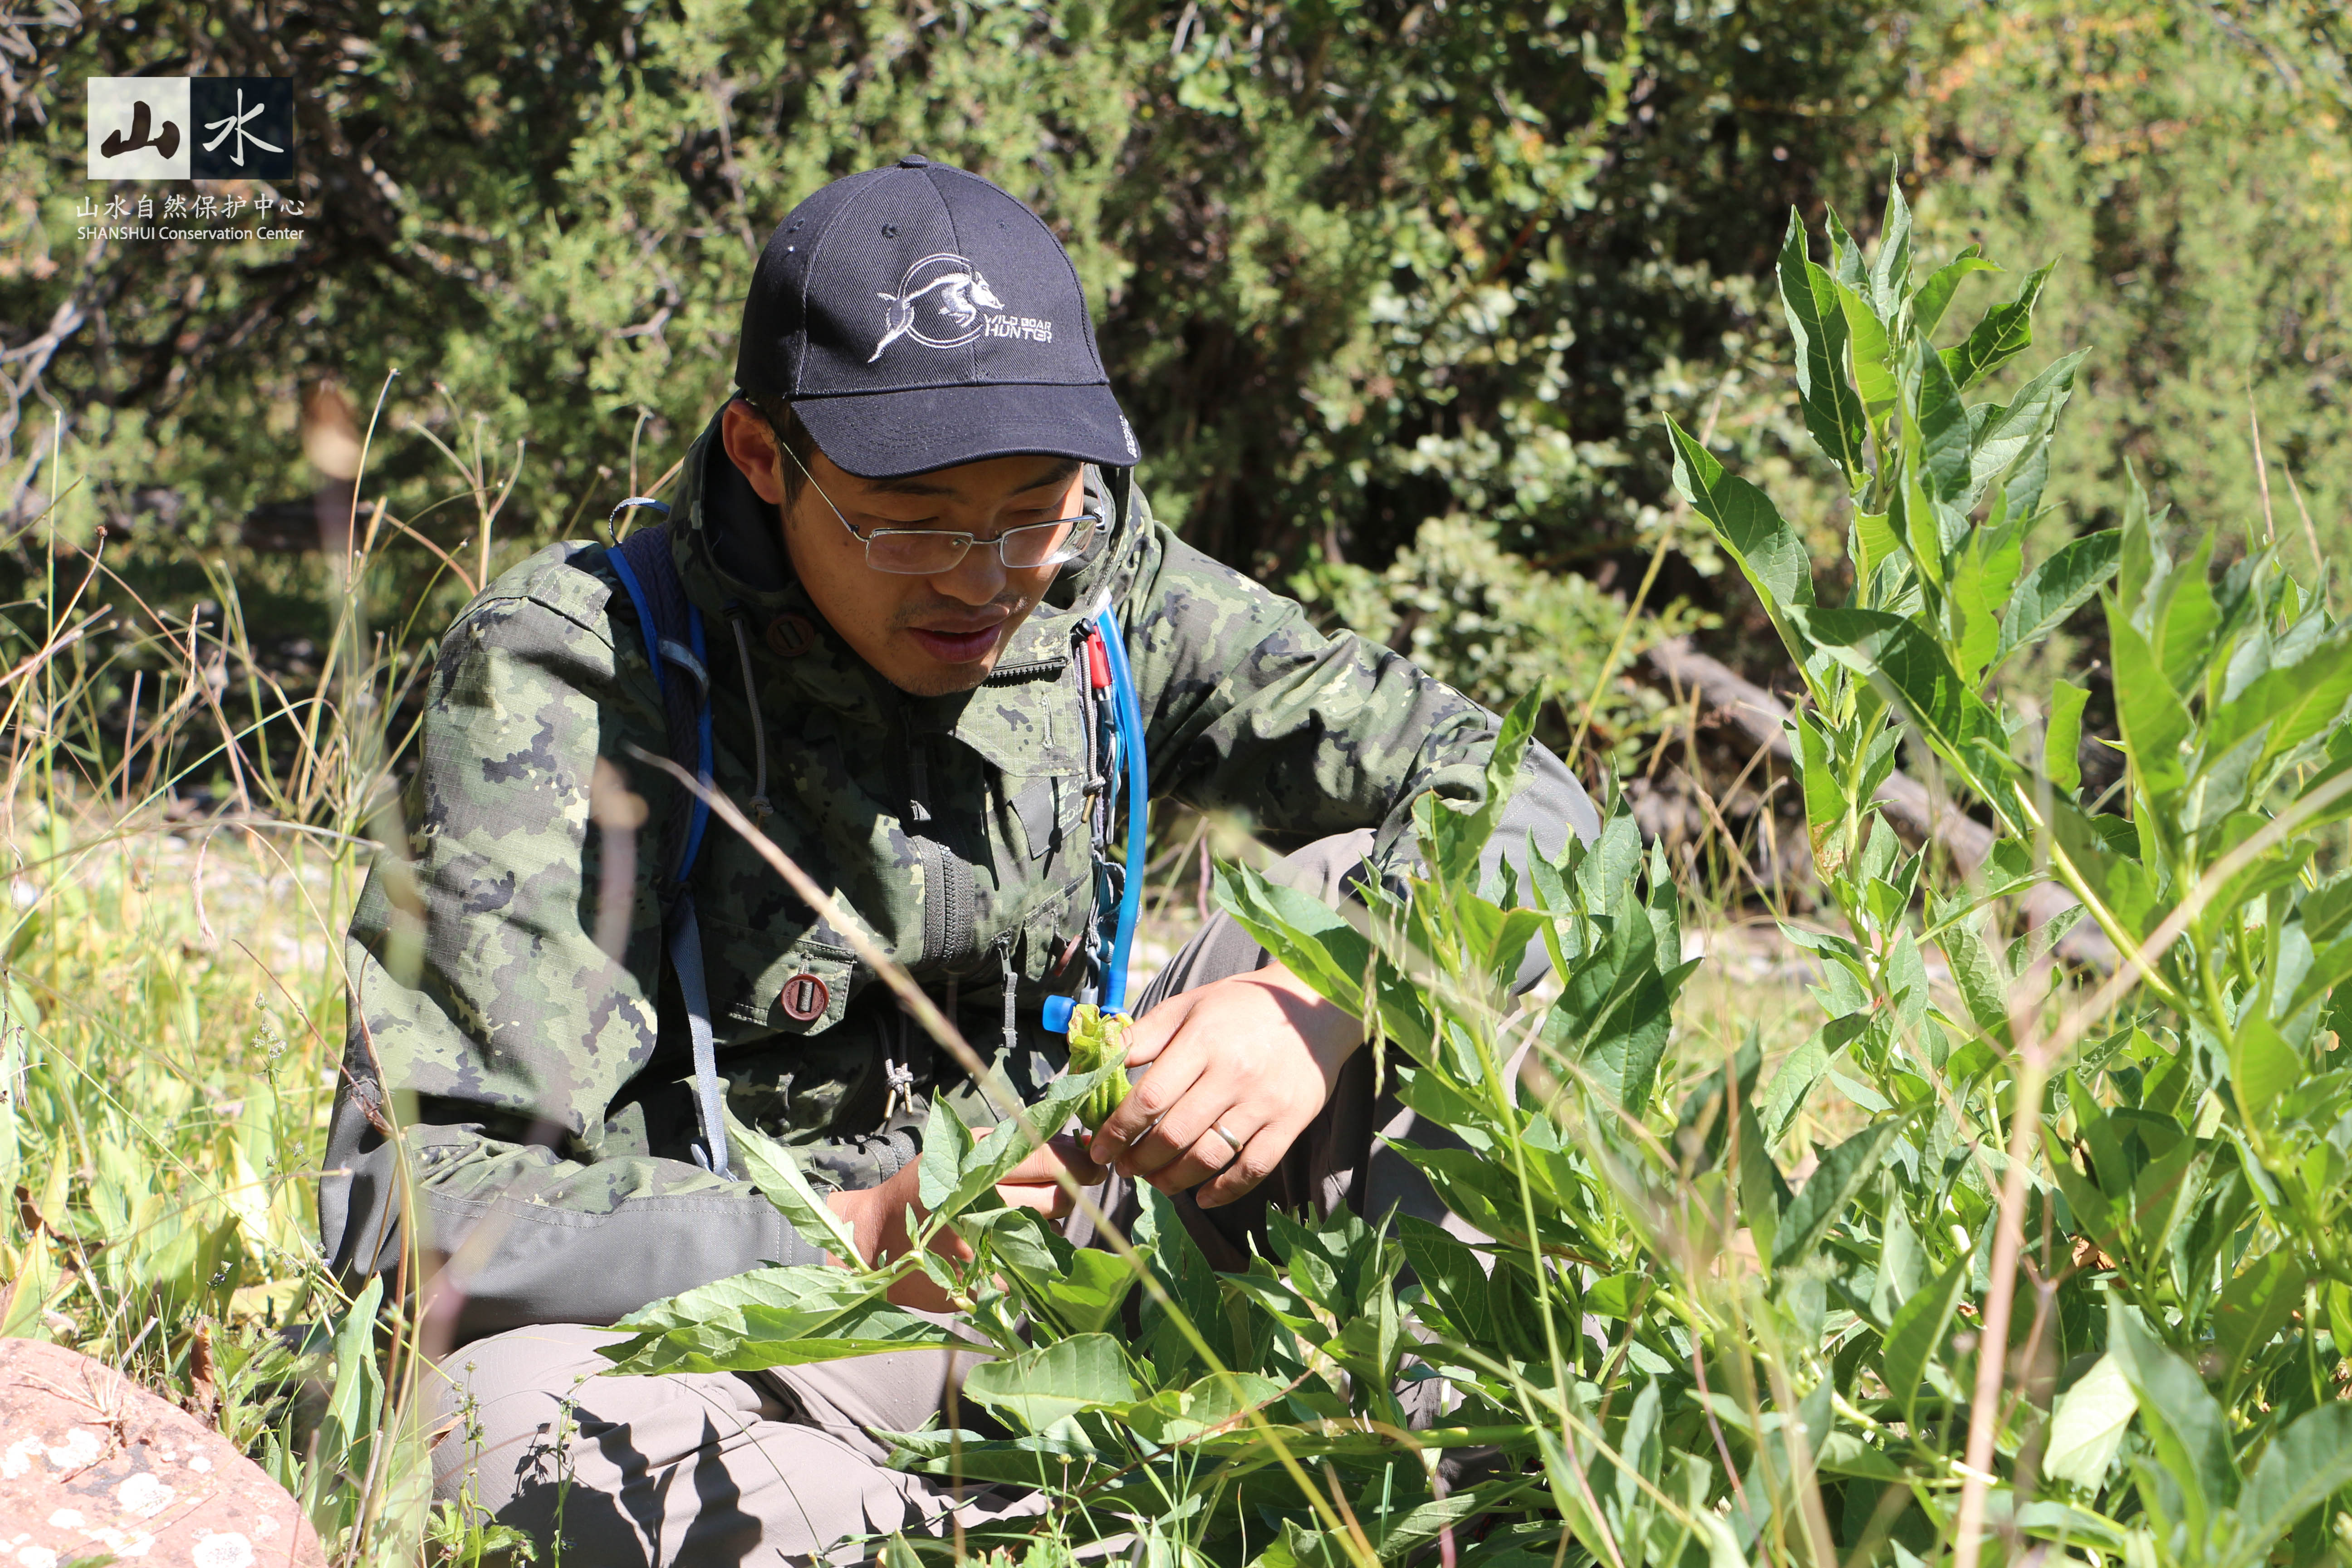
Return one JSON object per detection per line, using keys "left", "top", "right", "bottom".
{"left": 1942, "top": 261, "right": 2053, "bottom": 389}
{"left": 2228, "top": 1015, "right": 2303, "bottom": 1132}
{"left": 606, "top": 1264, "right": 880, "bottom": 1335}
{"left": 2042, "top": 1354, "right": 2136, "bottom": 1492}
{"left": 960, "top": 1333, "right": 1138, "bottom": 1431}
{"left": 2205, "top": 641, "right": 2352, "bottom": 772}
{"left": 2151, "top": 530, "right": 2219, "bottom": 697}
{"left": 881, "top": 1431, "right": 1112, "bottom": 1490}
{"left": 2041, "top": 1122, "right": 2120, "bottom": 1240}
{"left": 2108, "top": 1303, "right": 2236, "bottom": 1527}
{"left": 1121, "top": 1371, "right": 1287, "bottom": 1448}
{"left": 1999, "top": 530, "right": 2120, "bottom": 663}
{"left": 2238, "top": 1405, "right": 2352, "bottom": 1562}
{"left": 1772, "top": 1116, "right": 1907, "bottom": 1270}
{"left": 2303, "top": 872, "right": 2352, "bottom": 945}
{"left": 2117, "top": 465, "right": 2171, "bottom": 616}
{"left": 2213, "top": 1250, "right": 2306, "bottom": 1383}
{"left": 2004, "top": 439, "right": 2053, "bottom": 523}
{"left": 1913, "top": 341, "right": 1972, "bottom": 504}
{"left": 1853, "top": 509, "right": 1901, "bottom": 581}
{"left": 1777, "top": 213, "right": 1869, "bottom": 482}
{"left": 1967, "top": 350, "right": 2084, "bottom": 503}
{"left": 1763, "top": 1021, "right": 1851, "bottom": 1142}
{"left": 598, "top": 1262, "right": 960, "bottom": 1373}
{"left": 2105, "top": 611, "right": 2191, "bottom": 797}
{"left": 1792, "top": 709, "right": 1849, "bottom": 878}
{"left": 1835, "top": 279, "right": 1900, "bottom": 413}
{"left": 2181, "top": 733, "right": 2262, "bottom": 835}
{"left": 725, "top": 1106, "right": 867, "bottom": 1265}
{"left": 1215, "top": 861, "right": 1372, "bottom": 1017}
{"left": 2046, "top": 678, "right": 2089, "bottom": 794}
{"left": 1396, "top": 1215, "right": 1499, "bottom": 1346}
{"left": 2289, "top": 933, "right": 2352, "bottom": 1020}
{"left": 1455, "top": 689, "right": 1541, "bottom": 883}
{"left": 1826, "top": 203, "right": 1867, "bottom": 291}
{"left": 322, "top": 1274, "right": 384, "bottom": 1458}
{"left": 1034, "top": 1247, "right": 1137, "bottom": 1336}
{"left": 1574, "top": 806, "right": 1644, "bottom": 915}
{"left": 931, "top": 1059, "right": 1114, "bottom": 1223}
{"left": 1667, "top": 416, "right": 1817, "bottom": 644}
{"left": 1912, "top": 247, "right": 1997, "bottom": 337}
{"left": 917, "top": 1093, "right": 974, "bottom": 1214}
{"left": 1870, "top": 177, "right": 1914, "bottom": 318}
{"left": 1883, "top": 1255, "right": 1969, "bottom": 1427}
{"left": 1950, "top": 525, "right": 2024, "bottom": 681}
{"left": 1391, "top": 1142, "right": 1575, "bottom": 1258}
{"left": 1890, "top": 468, "right": 1944, "bottom": 587}
{"left": 600, "top": 1303, "right": 959, "bottom": 1375}
{"left": 1936, "top": 916, "right": 2010, "bottom": 1043}
{"left": 1789, "top": 606, "right": 2001, "bottom": 763}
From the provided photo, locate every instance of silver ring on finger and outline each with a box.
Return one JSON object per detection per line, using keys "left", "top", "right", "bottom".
{"left": 1209, "top": 1122, "right": 1245, "bottom": 1154}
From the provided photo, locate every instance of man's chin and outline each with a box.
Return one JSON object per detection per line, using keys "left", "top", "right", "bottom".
{"left": 882, "top": 652, "right": 997, "bottom": 696}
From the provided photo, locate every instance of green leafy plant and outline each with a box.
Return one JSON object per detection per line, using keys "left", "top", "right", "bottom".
{"left": 604, "top": 191, "right": 2352, "bottom": 1565}
{"left": 1654, "top": 186, "right": 2352, "bottom": 1563}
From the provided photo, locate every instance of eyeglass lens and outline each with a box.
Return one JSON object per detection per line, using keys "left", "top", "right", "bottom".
{"left": 863, "top": 516, "right": 1092, "bottom": 575}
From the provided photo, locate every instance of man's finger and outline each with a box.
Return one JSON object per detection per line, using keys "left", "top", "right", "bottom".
{"left": 1007, "top": 1132, "right": 1104, "bottom": 1186}
{"left": 1145, "top": 1106, "right": 1265, "bottom": 1196}
{"left": 1090, "top": 1035, "right": 1205, "bottom": 1164}
{"left": 999, "top": 1178, "right": 1081, "bottom": 1221}
{"left": 1122, "top": 1079, "right": 1245, "bottom": 1181}
{"left": 1122, "top": 990, "right": 1197, "bottom": 1067}
{"left": 1194, "top": 1122, "right": 1285, "bottom": 1209}
{"left": 999, "top": 1182, "right": 1068, "bottom": 1218}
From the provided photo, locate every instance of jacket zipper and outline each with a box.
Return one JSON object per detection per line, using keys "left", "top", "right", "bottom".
{"left": 906, "top": 731, "right": 976, "bottom": 963}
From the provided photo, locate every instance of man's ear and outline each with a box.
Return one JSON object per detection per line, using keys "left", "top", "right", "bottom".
{"left": 720, "top": 399, "right": 789, "bottom": 507}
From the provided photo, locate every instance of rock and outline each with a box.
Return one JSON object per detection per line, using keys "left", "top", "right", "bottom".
{"left": 0, "top": 1336, "right": 324, "bottom": 1568}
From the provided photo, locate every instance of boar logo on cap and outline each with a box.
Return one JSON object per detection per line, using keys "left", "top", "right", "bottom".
{"left": 870, "top": 253, "right": 1005, "bottom": 362}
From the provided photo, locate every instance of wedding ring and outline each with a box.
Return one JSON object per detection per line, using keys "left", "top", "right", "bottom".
{"left": 1210, "top": 1122, "right": 1245, "bottom": 1153}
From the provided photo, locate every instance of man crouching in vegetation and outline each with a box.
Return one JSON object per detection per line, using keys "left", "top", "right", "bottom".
{"left": 322, "top": 156, "right": 1597, "bottom": 1563}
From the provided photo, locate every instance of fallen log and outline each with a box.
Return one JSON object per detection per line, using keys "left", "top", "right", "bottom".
{"left": 1644, "top": 637, "right": 2116, "bottom": 971}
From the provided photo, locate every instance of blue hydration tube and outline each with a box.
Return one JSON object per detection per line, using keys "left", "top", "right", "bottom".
{"left": 1043, "top": 606, "right": 1147, "bottom": 1031}
{"left": 1094, "top": 606, "right": 1148, "bottom": 1016}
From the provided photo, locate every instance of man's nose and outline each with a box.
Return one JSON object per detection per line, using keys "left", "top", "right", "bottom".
{"left": 929, "top": 544, "right": 1008, "bottom": 604}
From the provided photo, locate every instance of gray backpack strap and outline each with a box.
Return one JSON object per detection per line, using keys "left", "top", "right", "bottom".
{"left": 666, "top": 890, "right": 730, "bottom": 1181}
{"left": 606, "top": 518, "right": 732, "bottom": 1180}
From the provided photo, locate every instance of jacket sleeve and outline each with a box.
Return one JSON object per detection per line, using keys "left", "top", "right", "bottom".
{"left": 319, "top": 562, "right": 820, "bottom": 1344}
{"left": 1117, "top": 516, "right": 1601, "bottom": 889}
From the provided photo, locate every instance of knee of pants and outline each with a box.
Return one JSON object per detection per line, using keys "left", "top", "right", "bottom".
{"left": 1136, "top": 828, "right": 1377, "bottom": 1012}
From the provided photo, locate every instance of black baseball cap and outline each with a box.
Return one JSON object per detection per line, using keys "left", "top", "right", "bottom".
{"left": 735, "top": 155, "right": 1139, "bottom": 480}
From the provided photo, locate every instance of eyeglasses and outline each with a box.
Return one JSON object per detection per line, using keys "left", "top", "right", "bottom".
{"left": 771, "top": 424, "right": 1106, "bottom": 577}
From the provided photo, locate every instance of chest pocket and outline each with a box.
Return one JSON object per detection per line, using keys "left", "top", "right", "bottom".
{"left": 949, "top": 647, "right": 1086, "bottom": 871}
{"left": 703, "top": 919, "right": 858, "bottom": 1037}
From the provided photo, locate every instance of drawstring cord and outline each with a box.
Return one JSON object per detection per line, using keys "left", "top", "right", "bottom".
{"left": 725, "top": 606, "right": 773, "bottom": 820}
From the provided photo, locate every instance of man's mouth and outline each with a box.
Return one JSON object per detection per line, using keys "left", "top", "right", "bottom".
{"left": 904, "top": 620, "right": 1006, "bottom": 664}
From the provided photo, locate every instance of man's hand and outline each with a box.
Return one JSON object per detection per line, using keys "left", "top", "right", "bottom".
{"left": 824, "top": 1135, "right": 1103, "bottom": 1311}
{"left": 1086, "top": 962, "right": 1360, "bottom": 1209}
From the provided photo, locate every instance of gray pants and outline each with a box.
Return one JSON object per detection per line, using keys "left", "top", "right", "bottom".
{"left": 431, "top": 831, "right": 1469, "bottom": 1564}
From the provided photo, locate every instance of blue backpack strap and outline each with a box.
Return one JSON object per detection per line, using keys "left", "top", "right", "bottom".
{"left": 605, "top": 521, "right": 731, "bottom": 1179}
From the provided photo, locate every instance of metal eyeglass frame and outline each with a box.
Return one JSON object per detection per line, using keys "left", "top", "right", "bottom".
{"left": 768, "top": 421, "right": 1107, "bottom": 577}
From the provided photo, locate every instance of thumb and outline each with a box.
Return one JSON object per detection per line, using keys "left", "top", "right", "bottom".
{"left": 1123, "top": 991, "right": 1196, "bottom": 1066}
{"left": 1005, "top": 1132, "right": 1104, "bottom": 1186}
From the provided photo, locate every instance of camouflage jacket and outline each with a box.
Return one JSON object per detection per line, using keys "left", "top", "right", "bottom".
{"left": 321, "top": 411, "right": 1597, "bottom": 1340}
